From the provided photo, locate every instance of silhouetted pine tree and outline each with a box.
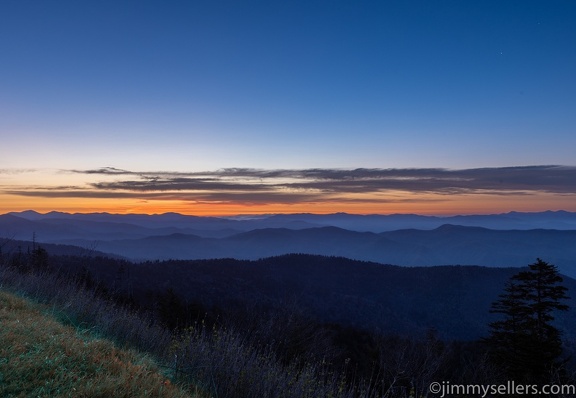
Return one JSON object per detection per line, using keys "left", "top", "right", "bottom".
{"left": 486, "top": 258, "right": 569, "bottom": 383}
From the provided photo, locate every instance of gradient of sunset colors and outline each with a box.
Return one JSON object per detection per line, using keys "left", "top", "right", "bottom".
{"left": 1, "top": 1, "right": 575, "bottom": 216}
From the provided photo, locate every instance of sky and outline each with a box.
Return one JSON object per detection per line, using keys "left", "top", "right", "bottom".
{"left": 1, "top": 0, "right": 575, "bottom": 215}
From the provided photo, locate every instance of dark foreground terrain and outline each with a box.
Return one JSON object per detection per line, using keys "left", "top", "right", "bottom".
{"left": 1, "top": 238, "right": 576, "bottom": 397}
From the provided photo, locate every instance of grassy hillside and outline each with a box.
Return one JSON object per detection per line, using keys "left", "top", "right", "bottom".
{"left": 0, "top": 261, "right": 368, "bottom": 398}
{"left": 0, "top": 289, "right": 197, "bottom": 398}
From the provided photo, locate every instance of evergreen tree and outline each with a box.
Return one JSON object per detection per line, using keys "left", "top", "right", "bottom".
{"left": 486, "top": 259, "right": 569, "bottom": 383}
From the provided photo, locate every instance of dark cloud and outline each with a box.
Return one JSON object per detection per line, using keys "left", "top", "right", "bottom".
{"left": 3, "top": 165, "right": 576, "bottom": 204}
{"left": 90, "top": 178, "right": 271, "bottom": 192}
{"left": 280, "top": 166, "right": 576, "bottom": 194}
{"left": 68, "top": 167, "right": 134, "bottom": 175}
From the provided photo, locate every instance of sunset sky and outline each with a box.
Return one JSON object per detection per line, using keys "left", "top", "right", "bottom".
{"left": 1, "top": 1, "right": 575, "bottom": 215}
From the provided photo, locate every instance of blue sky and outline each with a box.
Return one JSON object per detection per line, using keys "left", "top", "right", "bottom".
{"left": 1, "top": 1, "right": 575, "bottom": 214}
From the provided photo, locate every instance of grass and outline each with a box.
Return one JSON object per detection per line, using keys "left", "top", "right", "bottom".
{"left": 0, "top": 289, "right": 198, "bottom": 398}
{"left": 0, "top": 262, "right": 372, "bottom": 398}
{"left": 0, "top": 258, "right": 378, "bottom": 397}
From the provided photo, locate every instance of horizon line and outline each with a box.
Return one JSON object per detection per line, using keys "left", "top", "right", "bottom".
{"left": 3, "top": 208, "right": 574, "bottom": 219}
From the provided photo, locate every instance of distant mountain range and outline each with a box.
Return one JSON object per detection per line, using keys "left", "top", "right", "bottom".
{"left": 1, "top": 210, "right": 576, "bottom": 277}
{"left": 7, "top": 209, "right": 576, "bottom": 233}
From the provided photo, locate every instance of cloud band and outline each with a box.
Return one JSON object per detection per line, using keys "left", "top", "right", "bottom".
{"left": 3, "top": 165, "right": 576, "bottom": 204}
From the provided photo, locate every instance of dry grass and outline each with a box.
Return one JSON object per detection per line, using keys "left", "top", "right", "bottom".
{"left": 0, "top": 290, "right": 199, "bottom": 398}
{"left": 0, "top": 260, "right": 365, "bottom": 397}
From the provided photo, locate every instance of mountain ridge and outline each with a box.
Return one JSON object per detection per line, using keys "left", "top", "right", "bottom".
{"left": 25, "top": 224, "right": 573, "bottom": 278}
{"left": 8, "top": 209, "right": 576, "bottom": 232}
{"left": 3, "top": 210, "right": 576, "bottom": 277}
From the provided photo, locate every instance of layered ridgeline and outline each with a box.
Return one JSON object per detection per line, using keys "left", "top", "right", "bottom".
{"left": 2, "top": 211, "right": 576, "bottom": 277}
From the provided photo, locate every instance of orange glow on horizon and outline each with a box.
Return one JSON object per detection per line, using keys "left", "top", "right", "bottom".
{"left": 1, "top": 191, "right": 575, "bottom": 216}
